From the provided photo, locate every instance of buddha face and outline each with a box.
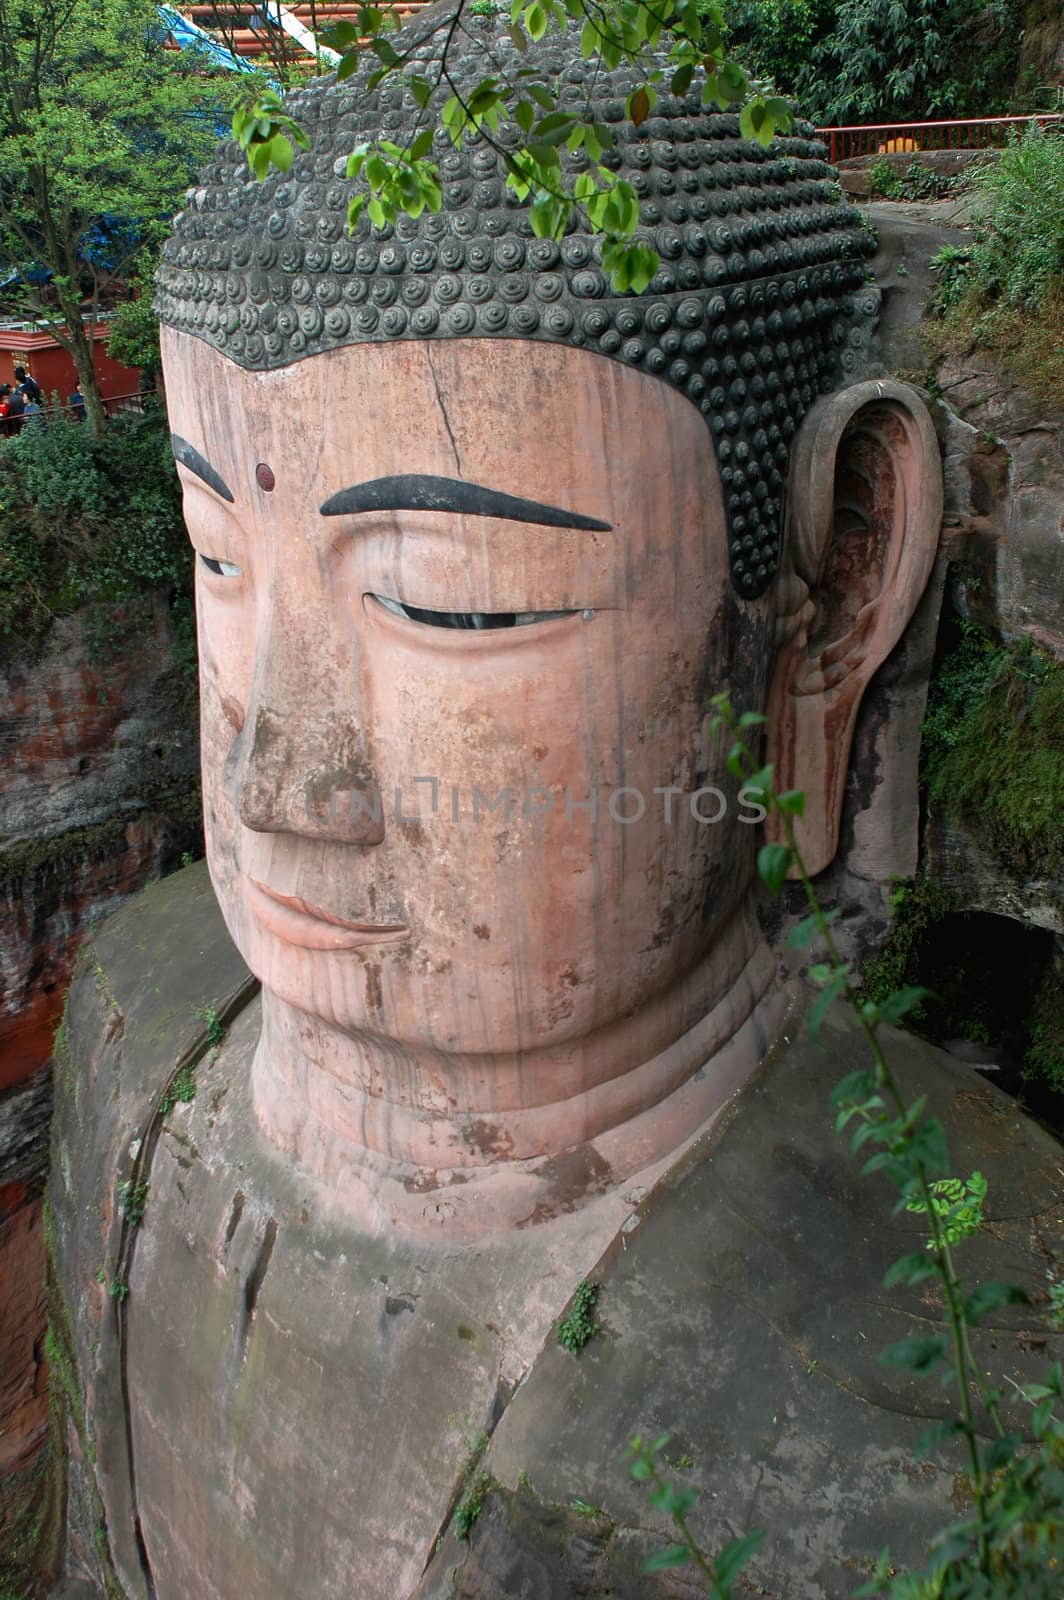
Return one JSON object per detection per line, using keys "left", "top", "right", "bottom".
{"left": 164, "top": 330, "right": 772, "bottom": 1063}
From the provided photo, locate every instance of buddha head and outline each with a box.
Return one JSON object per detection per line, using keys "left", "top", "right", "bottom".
{"left": 156, "top": 16, "right": 942, "bottom": 1228}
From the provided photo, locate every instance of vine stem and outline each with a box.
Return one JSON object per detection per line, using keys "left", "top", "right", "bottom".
{"left": 645, "top": 1460, "right": 723, "bottom": 1593}
{"left": 779, "top": 808, "right": 995, "bottom": 1577}
{"left": 716, "top": 704, "right": 1002, "bottom": 1581}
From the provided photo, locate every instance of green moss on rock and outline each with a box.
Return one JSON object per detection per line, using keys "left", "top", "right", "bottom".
{"left": 922, "top": 625, "right": 1064, "bottom": 881}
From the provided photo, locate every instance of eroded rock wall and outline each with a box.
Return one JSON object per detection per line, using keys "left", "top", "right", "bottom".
{"left": 0, "top": 592, "right": 200, "bottom": 1591}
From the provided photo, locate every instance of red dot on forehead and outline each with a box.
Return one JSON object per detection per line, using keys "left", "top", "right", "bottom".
{"left": 255, "top": 462, "right": 275, "bottom": 492}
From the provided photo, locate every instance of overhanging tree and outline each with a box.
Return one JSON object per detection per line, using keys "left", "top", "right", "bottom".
{"left": 0, "top": 0, "right": 246, "bottom": 434}
{"left": 234, "top": 0, "right": 797, "bottom": 296}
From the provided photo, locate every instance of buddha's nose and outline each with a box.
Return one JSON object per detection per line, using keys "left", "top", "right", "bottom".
{"left": 225, "top": 700, "right": 386, "bottom": 845}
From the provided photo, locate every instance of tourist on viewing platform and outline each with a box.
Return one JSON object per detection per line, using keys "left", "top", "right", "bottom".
{"left": 14, "top": 364, "right": 41, "bottom": 406}
{"left": 3, "top": 382, "right": 23, "bottom": 434}
{"left": 69, "top": 384, "right": 86, "bottom": 422}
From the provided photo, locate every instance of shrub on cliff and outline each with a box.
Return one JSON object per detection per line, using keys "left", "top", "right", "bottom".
{"left": 0, "top": 411, "right": 191, "bottom": 657}
{"left": 922, "top": 626, "right": 1064, "bottom": 879}
{"left": 927, "top": 124, "right": 1064, "bottom": 404}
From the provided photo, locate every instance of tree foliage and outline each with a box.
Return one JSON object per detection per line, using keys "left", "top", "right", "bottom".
{"left": 0, "top": 0, "right": 244, "bottom": 431}
{"left": 0, "top": 410, "right": 189, "bottom": 655}
{"left": 726, "top": 0, "right": 1023, "bottom": 126}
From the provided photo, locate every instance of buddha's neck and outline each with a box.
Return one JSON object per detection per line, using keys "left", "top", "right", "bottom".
{"left": 250, "top": 902, "right": 784, "bottom": 1226}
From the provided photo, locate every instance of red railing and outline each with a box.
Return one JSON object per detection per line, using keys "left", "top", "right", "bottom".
{"left": 816, "top": 113, "right": 1063, "bottom": 165}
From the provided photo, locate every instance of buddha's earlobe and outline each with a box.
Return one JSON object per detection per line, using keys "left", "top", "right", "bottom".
{"left": 765, "top": 379, "right": 943, "bottom": 877}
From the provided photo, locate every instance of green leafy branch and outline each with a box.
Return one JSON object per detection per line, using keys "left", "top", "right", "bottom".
{"left": 628, "top": 1433, "right": 764, "bottom": 1595}
{"left": 699, "top": 692, "right": 1063, "bottom": 1594}
{"left": 232, "top": 86, "right": 311, "bottom": 176}
{"left": 231, "top": 0, "right": 795, "bottom": 295}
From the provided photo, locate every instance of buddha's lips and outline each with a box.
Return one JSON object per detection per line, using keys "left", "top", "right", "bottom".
{"left": 245, "top": 878, "right": 408, "bottom": 951}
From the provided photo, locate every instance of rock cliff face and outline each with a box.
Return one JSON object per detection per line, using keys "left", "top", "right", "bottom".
{"left": 0, "top": 592, "right": 200, "bottom": 1590}
{"left": 861, "top": 205, "right": 1064, "bottom": 937}
{"left": 926, "top": 355, "right": 1064, "bottom": 943}
{"left": 0, "top": 594, "right": 201, "bottom": 1083}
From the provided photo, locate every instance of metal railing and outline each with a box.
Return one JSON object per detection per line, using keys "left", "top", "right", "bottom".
{"left": 1, "top": 390, "right": 156, "bottom": 433}
{"left": 816, "top": 112, "right": 1063, "bottom": 165}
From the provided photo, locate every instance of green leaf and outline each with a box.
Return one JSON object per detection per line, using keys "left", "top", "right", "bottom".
{"left": 809, "top": 975, "right": 848, "bottom": 1039}
{"left": 322, "top": 18, "right": 357, "bottom": 46}
{"left": 741, "top": 97, "right": 777, "bottom": 148}
{"left": 670, "top": 63, "right": 694, "bottom": 97}
{"left": 883, "top": 1251, "right": 938, "bottom": 1289}
{"left": 876, "top": 987, "right": 932, "bottom": 1026}
{"left": 745, "top": 762, "right": 773, "bottom": 798}
{"left": 337, "top": 50, "right": 361, "bottom": 82}
{"left": 963, "top": 1282, "right": 1029, "bottom": 1326}
{"left": 649, "top": 1482, "right": 698, "bottom": 1517}
{"left": 410, "top": 130, "right": 434, "bottom": 161}
{"left": 535, "top": 110, "right": 576, "bottom": 136}
{"left": 740, "top": 101, "right": 766, "bottom": 144}
{"left": 629, "top": 243, "right": 660, "bottom": 294}
{"left": 757, "top": 842, "right": 791, "bottom": 894}
{"left": 982, "top": 1432, "right": 1022, "bottom": 1471}
{"left": 879, "top": 1336, "right": 948, "bottom": 1374}
{"left": 524, "top": 2, "right": 547, "bottom": 41}
{"left": 515, "top": 100, "right": 534, "bottom": 133}
{"left": 830, "top": 1068, "right": 876, "bottom": 1107}
{"left": 808, "top": 963, "right": 835, "bottom": 986}
{"left": 913, "top": 1418, "right": 966, "bottom": 1460}
{"left": 509, "top": 23, "right": 528, "bottom": 50}
{"left": 1033, "top": 1397, "right": 1056, "bottom": 1438}
{"left": 409, "top": 75, "right": 433, "bottom": 108}
{"left": 269, "top": 136, "right": 293, "bottom": 174}
{"left": 907, "top": 1117, "right": 949, "bottom": 1176}
{"left": 715, "top": 1530, "right": 766, "bottom": 1587}
{"left": 643, "top": 1545, "right": 691, "bottom": 1572}
{"left": 775, "top": 789, "right": 805, "bottom": 817}
{"left": 370, "top": 36, "right": 399, "bottom": 66}
{"left": 787, "top": 910, "right": 838, "bottom": 950}
{"left": 764, "top": 96, "right": 793, "bottom": 131}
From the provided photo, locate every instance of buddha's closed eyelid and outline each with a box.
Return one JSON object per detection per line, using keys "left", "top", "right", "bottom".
{"left": 369, "top": 595, "right": 587, "bottom": 631}
{"left": 200, "top": 555, "right": 243, "bottom": 578}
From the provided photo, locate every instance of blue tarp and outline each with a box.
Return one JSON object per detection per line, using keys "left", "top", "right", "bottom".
{"left": 157, "top": 4, "right": 268, "bottom": 77}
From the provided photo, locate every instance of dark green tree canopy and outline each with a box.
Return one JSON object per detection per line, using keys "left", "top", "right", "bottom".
{"left": 0, "top": 0, "right": 245, "bottom": 429}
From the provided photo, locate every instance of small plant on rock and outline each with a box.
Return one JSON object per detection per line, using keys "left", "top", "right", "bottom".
{"left": 194, "top": 1002, "right": 226, "bottom": 1048}
{"left": 116, "top": 1178, "right": 149, "bottom": 1227}
{"left": 158, "top": 1064, "right": 196, "bottom": 1117}
{"left": 453, "top": 1471, "right": 492, "bottom": 1540}
{"left": 556, "top": 1280, "right": 599, "bottom": 1354}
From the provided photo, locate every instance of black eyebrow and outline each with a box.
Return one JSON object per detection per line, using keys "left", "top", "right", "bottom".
{"left": 319, "top": 474, "right": 611, "bottom": 532}
{"left": 171, "top": 435, "right": 234, "bottom": 504}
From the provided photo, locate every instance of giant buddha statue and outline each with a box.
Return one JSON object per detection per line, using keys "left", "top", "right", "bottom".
{"left": 49, "top": 9, "right": 945, "bottom": 1598}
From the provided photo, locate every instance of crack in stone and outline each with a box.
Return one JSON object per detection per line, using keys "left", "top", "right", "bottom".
{"left": 425, "top": 346, "right": 463, "bottom": 478}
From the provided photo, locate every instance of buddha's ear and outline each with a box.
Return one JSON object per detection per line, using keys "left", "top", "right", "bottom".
{"left": 764, "top": 379, "right": 943, "bottom": 876}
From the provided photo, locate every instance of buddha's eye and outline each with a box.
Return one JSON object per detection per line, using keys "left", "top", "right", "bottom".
{"left": 372, "top": 595, "right": 576, "bottom": 630}
{"left": 200, "top": 555, "right": 242, "bottom": 578}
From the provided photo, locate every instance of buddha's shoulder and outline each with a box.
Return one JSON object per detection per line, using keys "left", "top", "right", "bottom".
{"left": 56, "top": 860, "right": 255, "bottom": 1159}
